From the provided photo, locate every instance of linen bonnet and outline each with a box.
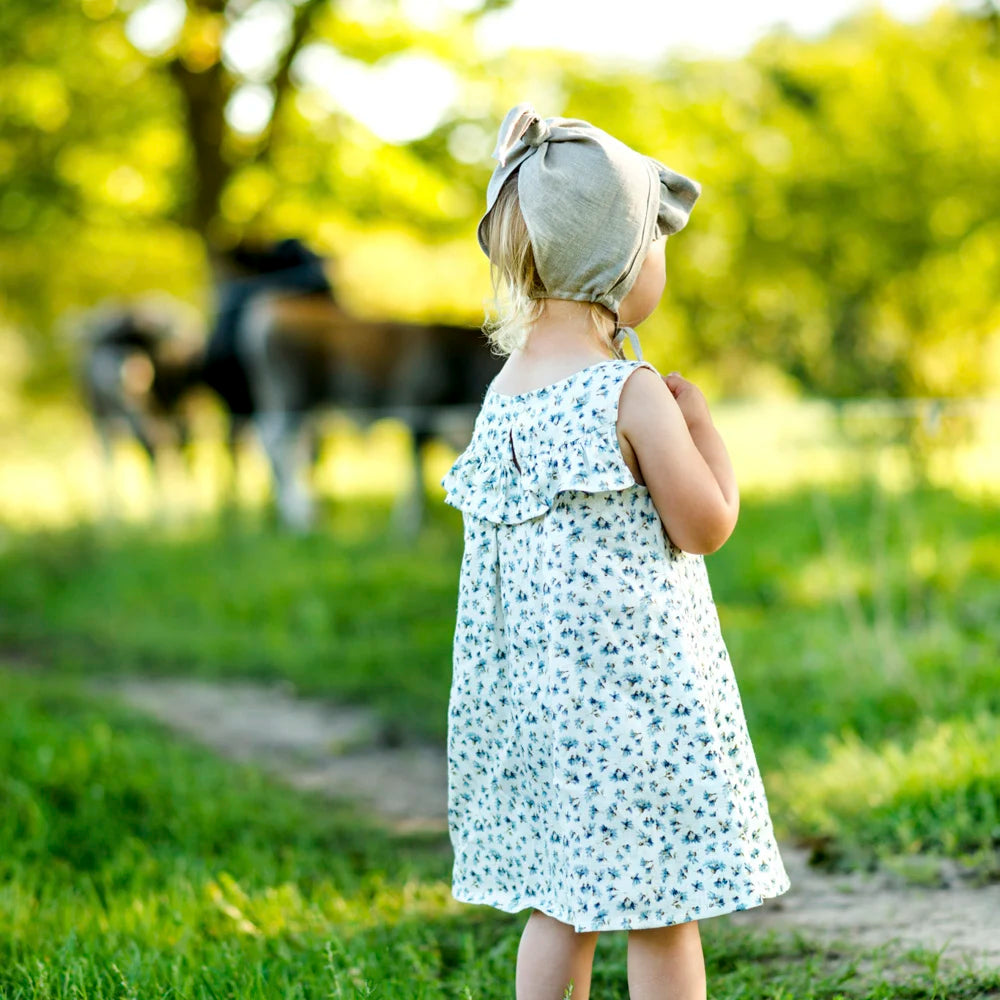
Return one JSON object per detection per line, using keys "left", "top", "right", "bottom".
{"left": 477, "top": 103, "right": 701, "bottom": 361}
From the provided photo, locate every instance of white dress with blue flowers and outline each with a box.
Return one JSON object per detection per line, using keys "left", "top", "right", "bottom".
{"left": 440, "top": 358, "right": 790, "bottom": 932}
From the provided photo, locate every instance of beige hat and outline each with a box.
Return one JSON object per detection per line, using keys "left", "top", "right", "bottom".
{"left": 478, "top": 103, "right": 701, "bottom": 359}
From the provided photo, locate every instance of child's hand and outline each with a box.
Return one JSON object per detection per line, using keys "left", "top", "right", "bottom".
{"left": 663, "top": 371, "right": 711, "bottom": 429}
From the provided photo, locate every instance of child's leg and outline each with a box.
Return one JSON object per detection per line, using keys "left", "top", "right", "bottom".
{"left": 515, "top": 908, "right": 601, "bottom": 1000}
{"left": 626, "top": 920, "right": 706, "bottom": 1000}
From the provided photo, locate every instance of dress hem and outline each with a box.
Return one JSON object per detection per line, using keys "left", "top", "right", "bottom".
{"left": 450, "top": 873, "right": 792, "bottom": 933}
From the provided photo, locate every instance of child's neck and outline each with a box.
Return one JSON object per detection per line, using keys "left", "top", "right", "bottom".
{"left": 522, "top": 299, "right": 615, "bottom": 362}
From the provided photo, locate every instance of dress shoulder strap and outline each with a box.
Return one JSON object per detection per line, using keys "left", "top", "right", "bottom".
{"left": 599, "top": 359, "right": 660, "bottom": 426}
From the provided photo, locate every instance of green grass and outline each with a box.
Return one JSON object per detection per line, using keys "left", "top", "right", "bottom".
{"left": 1, "top": 480, "right": 998, "bottom": 874}
{"left": 770, "top": 711, "right": 1000, "bottom": 875}
{"left": 0, "top": 500, "right": 462, "bottom": 743}
{"left": 2, "top": 669, "right": 998, "bottom": 999}
{"left": 0, "top": 478, "right": 999, "bottom": 994}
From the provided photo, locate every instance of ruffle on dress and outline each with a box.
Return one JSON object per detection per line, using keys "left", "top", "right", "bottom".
{"left": 442, "top": 425, "right": 640, "bottom": 524}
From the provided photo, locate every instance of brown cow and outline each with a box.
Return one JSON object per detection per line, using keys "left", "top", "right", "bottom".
{"left": 239, "top": 289, "right": 503, "bottom": 533}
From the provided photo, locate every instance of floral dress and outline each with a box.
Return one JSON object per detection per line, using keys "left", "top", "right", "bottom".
{"left": 440, "top": 358, "right": 790, "bottom": 932}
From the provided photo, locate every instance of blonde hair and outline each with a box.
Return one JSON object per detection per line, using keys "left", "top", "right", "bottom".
{"left": 481, "top": 172, "right": 619, "bottom": 357}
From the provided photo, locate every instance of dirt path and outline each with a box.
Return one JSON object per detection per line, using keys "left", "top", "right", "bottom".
{"left": 89, "top": 675, "right": 449, "bottom": 835}
{"left": 93, "top": 675, "right": 1000, "bottom": 974}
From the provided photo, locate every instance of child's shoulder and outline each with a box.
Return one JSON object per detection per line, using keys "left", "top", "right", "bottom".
{"left": 616, "top": 361, "right": 676, "bottom": 439}
{"left": 614, "top": 359, "right": 663, "bottom": 405}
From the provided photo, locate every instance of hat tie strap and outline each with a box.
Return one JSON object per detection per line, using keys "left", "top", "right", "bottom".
{"left": 613, "top": 325, "right": 644, "bottom": 361}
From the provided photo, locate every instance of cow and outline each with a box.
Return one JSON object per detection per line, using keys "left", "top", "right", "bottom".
{"left": 238, "top": 287, "right": 503, "bottom": 533}
{"left": 72, "top": 240, "right": 502, "bottom": 534}
{"left": 68, "top": 293, "right": 205, "bottom": 518}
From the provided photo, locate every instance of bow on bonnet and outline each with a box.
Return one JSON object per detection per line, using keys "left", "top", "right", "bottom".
{"left": 494, "top": 104, "right": 553, "bottom": 166}
{"left": 478, "top": 103, "right": 702, "bottom": 358}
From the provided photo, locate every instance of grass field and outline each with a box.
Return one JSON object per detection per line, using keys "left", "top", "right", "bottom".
{"left": 2, "top": 669, "right": 998, "bottom": 999}
{"left": 2, "top": 477, "right": 998, "bottom": 874}
{"left": 1, "top": 402, "right": 998, "bottom": 996}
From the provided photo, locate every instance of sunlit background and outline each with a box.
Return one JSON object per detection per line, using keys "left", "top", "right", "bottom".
{"left": 2, "top": 0, "right": 999, "bottom": 527}
{"left": 2, "top": 2, "right": 1000, "bottom": 994}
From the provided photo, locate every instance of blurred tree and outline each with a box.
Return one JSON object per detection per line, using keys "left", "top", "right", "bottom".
{"left": 557, "top": 5, "right": 1000, "bottom": 397}
{"left": 0, "top": 0, "right": 997, "bottom": 401}
{"left": 0, "top": 0, "right": 511, "bottom": 396}
{"left": 166, "top": 0, "right": 325, "bottom": 244}
{"left": 134, "top": 0, "right": 514, "bottom": 263}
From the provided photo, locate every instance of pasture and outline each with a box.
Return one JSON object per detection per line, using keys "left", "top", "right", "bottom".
{"left": 3, "top": 0, "right": 1000, "bottom": 994}
{"left": 1, "top": 398, "right": 998, "bottom": 997}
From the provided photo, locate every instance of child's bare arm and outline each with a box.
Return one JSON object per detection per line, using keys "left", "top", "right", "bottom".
{"left": 681, "top": 413, "right": 740, "bottom": 549}
{"left": 618, "top": 368, "right": 739, "bottom": 554}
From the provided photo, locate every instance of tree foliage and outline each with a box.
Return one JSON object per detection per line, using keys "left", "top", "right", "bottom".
{"left": 0, "top": 0, "right": 997, "bottom": 400}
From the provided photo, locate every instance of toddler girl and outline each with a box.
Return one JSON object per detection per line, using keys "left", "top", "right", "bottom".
{"left": 441, "top": 104, "right": 790, "bottom": 1000}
